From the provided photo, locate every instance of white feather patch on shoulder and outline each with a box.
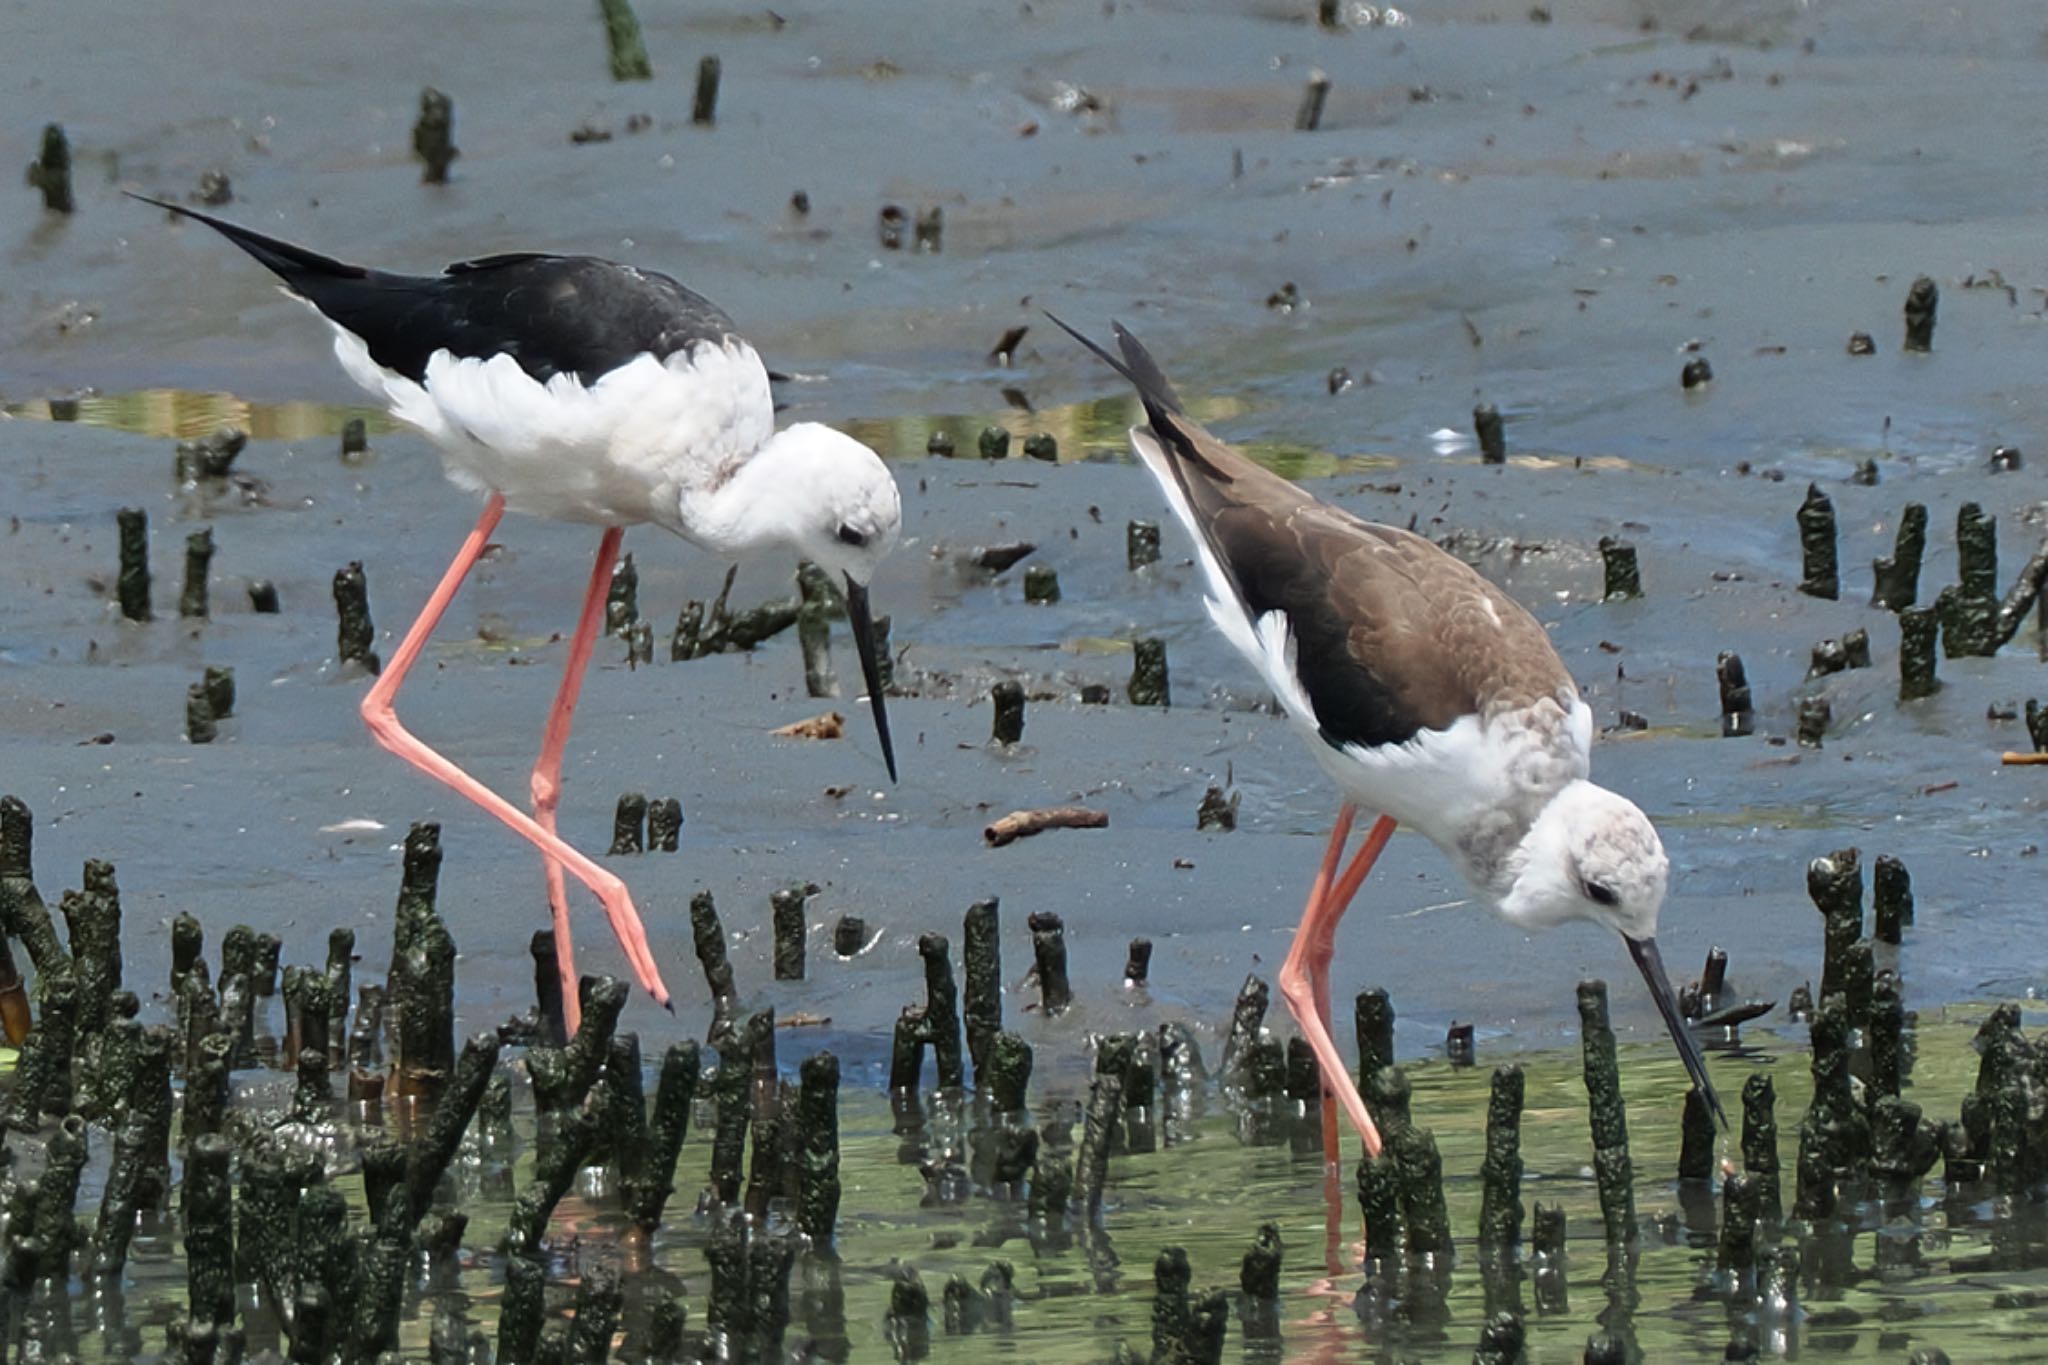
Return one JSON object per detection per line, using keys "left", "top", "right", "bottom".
{"left": 1565, "top": 696, "right": 1593, "bottom": 768}
{"left": 1245, "top": 609, "right": 1319, "bottom": 727}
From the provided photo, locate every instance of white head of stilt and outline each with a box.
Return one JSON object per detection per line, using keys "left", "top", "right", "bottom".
{"left": 1496, "top": 778, "right": 1667, "bottom": 940}
{"left": 675, "top": 419, "right": 905, "bottom": 781}
{"left": 675, "top": 421, "right": 901, "bottom": 582}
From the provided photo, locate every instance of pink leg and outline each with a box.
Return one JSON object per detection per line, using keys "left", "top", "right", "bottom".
{"left": 1300, "top": 806, "right": 1358, "bottom": 1170}
{"left": 1309, "top": 815, "right": 1395, "bottom": 1027}
{"left": 1277, "top": 809, "right": 1397, "bottom": 1167}
{"left": 529, "top": 526, "right": 626, "bottom": 1039}
{"left": 358, "top": 496, "right": 670, "bottom": 1011}
{"left": 1284, "top": 803, "right": 1360, "bottom": 1167}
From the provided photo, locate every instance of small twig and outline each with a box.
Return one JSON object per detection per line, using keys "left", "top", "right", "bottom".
{"left": 1694, "top": 999, "right": 1776, "bottom": 1030}
{"left": 2000, "top": 752, "right": 2048, "bottom": 766}
{"left": 984, "top": 806, "right": 1108, "bottom": 848}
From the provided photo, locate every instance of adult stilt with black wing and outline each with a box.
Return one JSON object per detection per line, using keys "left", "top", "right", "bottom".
{"left": 138, "top": 195, "right": 902, "bottom": 1031}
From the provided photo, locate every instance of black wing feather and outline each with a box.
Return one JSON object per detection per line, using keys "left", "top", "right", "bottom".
{"left": 128, "top": 193, "right": 367, "bottom": 282}
{"left": 133, "top": 193, "right": 739, "bottom": 386}
{"left": 446, "top": 251, "right": 558, "bottom": 274}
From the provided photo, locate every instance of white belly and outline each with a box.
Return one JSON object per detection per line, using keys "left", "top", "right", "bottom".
{"left": 1312, "top": 694, "right": 1594, "bottom": 900}
{"left": 329, "top": 326, "right": 776, "bottom": 528}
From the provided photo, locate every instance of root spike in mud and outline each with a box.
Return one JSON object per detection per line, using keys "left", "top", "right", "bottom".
{"left": 693, "top": 55, "right": 721, "bottom": 124}
{"left": 412, "top": 87, "right": 458, "bottom": 183}
{"left": 27, "top": 123, "right": 73, "bottom": 213}
{"left": 1474, "top": 402, "right": 1505, "bottom": 464}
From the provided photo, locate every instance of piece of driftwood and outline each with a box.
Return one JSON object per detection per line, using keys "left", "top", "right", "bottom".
{"left": 984, "top": 806, "right": 1109, "bottom": 848}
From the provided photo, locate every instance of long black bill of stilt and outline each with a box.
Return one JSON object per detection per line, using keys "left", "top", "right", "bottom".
{"left": 1625, "top": 934, "right": 1725, "bottom": 1127}
{"left": 842, "top": 575, "right": 898, "bottom": 783}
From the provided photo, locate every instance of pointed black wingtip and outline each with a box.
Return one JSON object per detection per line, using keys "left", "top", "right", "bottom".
{"left": 123, "top": 189, "right": 223, "bottom": 232}
{"left": 1042, "top": 310, "right": 1186, "bottom": 418}
{"left": 1104, "top": 322, "right": 1185, "bottom": 415}
{"left": 1042, "top": 310, "right": 1124, "bottom": 375}
{"left": 122, "top": 189, "right": 366, "bottom": 284}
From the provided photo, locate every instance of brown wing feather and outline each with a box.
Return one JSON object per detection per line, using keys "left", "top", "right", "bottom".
{"left": 1139, "top": 362, "right": 1572, "bottom": 747}
{"left": 1312, "top": 508, "right": 1573, "bottom": 735}
{"left": 1196, "top": 482, "right": 1573, "bottom": 746}
{"left": 1053, "top": 316, "right": 1573, "bottom": 745}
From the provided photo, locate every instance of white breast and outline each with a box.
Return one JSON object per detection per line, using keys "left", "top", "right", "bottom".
{"left": 327, "top": 325, "right": 776, "bottom": 528}
{"left": 1324, "top": 694, "right": 1593, "bottom": 897}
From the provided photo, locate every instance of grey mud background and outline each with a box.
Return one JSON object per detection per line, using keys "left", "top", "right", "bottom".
{"left": 5, "top": 0, "right": 2048, "bottom": 1089}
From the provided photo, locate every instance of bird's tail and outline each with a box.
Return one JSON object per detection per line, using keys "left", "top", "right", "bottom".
{"left": 1046, "top": 311, "right": 1244, "bottom": 490}
{"left": 126, "top": 192, "right": 368, "bottom": 288}
{"left": 1044, "top": 311, "right": 1186, "bottom": 418}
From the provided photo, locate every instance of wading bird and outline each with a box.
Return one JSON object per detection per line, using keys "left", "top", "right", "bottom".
{"left": 139, "top": 196, "right": 902, "bottom": 1031}
{"left": 1053, "top": 316, "right": 1719, "bottom": 1165}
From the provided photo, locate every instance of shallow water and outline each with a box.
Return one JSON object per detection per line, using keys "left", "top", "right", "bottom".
{"left": 3, "top": 389, "right": 2043, "bottom": 1065}
{"left": 11, "top": 1011, "right": 2046, "bottom": 1362}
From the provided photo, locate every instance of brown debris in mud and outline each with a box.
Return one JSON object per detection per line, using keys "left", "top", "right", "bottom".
{"left": 983, "top": 806, "right": 1108, "bottom": 847}
{"left": 772, "top": 711, "right": 844, "bottom": 740}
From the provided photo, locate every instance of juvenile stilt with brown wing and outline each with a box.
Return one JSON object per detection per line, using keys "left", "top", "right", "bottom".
{"left": 1052, "top": 314, "right": 1722, "bottom": 1177}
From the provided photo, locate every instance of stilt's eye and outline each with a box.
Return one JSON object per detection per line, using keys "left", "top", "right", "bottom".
{"left": 836, "top": 524, "right": 868, "bottom": 548}
{"left": 1584, "top": 881, "right": 1619, "bottom": 908}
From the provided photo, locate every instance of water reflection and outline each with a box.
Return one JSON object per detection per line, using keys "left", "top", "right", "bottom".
{"left": 4, "top": 390, "right": 394, "bottom": 443}
{"left": 7, "top": 387, "right": 1395, "bottom": 482}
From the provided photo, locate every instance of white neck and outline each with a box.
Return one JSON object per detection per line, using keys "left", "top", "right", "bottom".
{"left": 1493, "top": 779, "right": 1594, "bottom": 928}
{"left": 673, "top": 427, "right": 810, "bottom": 557}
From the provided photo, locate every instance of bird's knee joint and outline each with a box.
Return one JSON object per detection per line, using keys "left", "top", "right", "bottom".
{"left": 359, "top": 693, "right": 395, "bottom": 733}
{"left": 1276, "top": 965, "right": 1312, "bottom": 1009}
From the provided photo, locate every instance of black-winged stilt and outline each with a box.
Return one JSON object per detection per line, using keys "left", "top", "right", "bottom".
{"left": 139, "top": 195, "right": 902, "bottom": 1031}
{"left": 1053, "top": 316, "right": 1720, "bottom": 1163}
